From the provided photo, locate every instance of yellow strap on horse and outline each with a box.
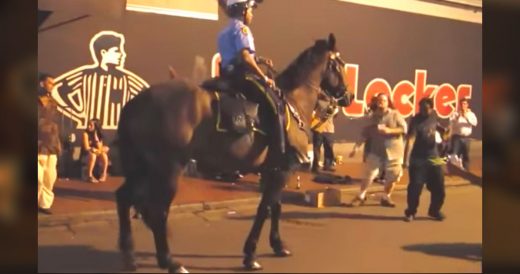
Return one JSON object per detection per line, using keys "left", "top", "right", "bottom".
{"left": 213, "top": 91, "right": 227, "bottom": 132}
{"left": 285, "top": 105, "right": 291, "bottom": 131}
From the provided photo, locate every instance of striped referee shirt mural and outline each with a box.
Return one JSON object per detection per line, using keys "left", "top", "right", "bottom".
{"left": 50, "top": 31, "right": 149, "bottom": 130}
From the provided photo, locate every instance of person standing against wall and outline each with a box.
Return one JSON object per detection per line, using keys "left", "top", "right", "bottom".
{"left": 448, "top": 97, "right": 478, "bottom": 171}
{"left": 311, "top": 94, "right": 340, "bottom": 173}
{"left": 38, "top": 92, "right": 61, "bottom": 215}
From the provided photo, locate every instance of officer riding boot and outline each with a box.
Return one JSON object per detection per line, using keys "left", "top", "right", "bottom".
{"left": 275, "top": 110, "right": 286, "bottom": 155}
{"left": 269, "top": 87, "right": 287, "bottom": 156}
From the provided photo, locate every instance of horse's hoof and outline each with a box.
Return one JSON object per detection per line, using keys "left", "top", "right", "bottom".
{"left": 169, "top": 265, "right": 189, "bottom": 273}
{"left": 243, "top": 260, "right": 263, "bottom": 271}
{"left": 274, "top": 248, "right": 292, "bottom": 257}
{"left": 157, "top": 256, "right": 169, "bottom": 269}
{"left": 122, "top": 261, "right": 138, "bottom": 272}
{"left": 122, "top": 253, "right": 137, "bottom": 271}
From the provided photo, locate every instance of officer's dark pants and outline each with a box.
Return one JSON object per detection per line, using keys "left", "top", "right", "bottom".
{"left": 405, "top": 160, "right": 445, "bottom": 216}
{"left": 312, "top": 131, "right": 335, "bottom": 169}
{"left": 451, "top": 134, "right": 471, "bottom": 169}
{"left": 222, "top": 68, "right": 286, "bottom": 155}
{"left": 239, "top": 76, "right": 286, "bottom": 152}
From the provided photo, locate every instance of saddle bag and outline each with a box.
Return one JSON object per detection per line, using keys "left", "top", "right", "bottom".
{"left": 218, "top": 95, "right": 259, "bottom": 135}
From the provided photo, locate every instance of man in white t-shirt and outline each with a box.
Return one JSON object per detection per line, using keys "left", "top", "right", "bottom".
{"left": 449, "top": 97, "right": 478, "bottom": 170}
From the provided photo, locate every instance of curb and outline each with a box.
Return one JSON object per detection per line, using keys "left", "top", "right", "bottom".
{"left": 38, "top": 197, "right": 262, "bottom": 228}
{"left": 38, "top": 175, "right": 475, "bottom": 228}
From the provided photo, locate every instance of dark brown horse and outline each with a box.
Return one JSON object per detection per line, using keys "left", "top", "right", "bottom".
{"left": 115, "top": 33, "right": 352, "bottom": 273}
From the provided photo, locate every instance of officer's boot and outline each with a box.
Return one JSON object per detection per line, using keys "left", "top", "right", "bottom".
{"left": 275, "top": 111, "right": 286, "bottom": 155}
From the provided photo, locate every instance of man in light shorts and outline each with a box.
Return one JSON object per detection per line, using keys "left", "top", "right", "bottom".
{"left": 348, "top": 93, "right": 407, "bottom": 207}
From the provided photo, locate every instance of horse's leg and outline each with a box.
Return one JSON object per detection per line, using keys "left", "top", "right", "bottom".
{"left": 116, "top": 182, "right": 137, "bottom": 271}
{"left": 145, "top": 163, "right": 188, "bottom": 273}
{"left": 244, "top": 170, "right": 292, "bottom": 262}
{"left": 242, "top": 171, "right": 273, "bottom": 270}
{"left": 269, "top": 170, "right": 292, "bottom": 257}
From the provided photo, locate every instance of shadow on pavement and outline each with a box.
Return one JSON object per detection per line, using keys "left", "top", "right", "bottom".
{"left": 172, "top": 252, "right": 273, "bottom": 259}
{"left": 402, "top": 242, "right": 482, "bottom": 262}
{"left": 137, "top": 251, "right": 273, "bottom": 259}
{"left": 38, "top": 245, "right": 122, "bottom": 273}
{"left": 183, "top": 264, "right": 247, "bottom": 272}
{"left": 147, "top": 252, "right": 242, "bottom": 259}
{"left": 53, "top": 187, "right": 115, "bottom": 202}
{"left": 446, "top": 163, "right": 482, "bottom": 187}
{"left": 136, "top": 251, "right": 272, "bottom": 272}
{"left": 210, "top": 182, "right": 260, "bottom": 193}
{"left": 229, "top": 211, "right": 434, "bottom": 222}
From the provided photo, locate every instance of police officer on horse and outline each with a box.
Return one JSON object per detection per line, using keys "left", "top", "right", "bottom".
{"left": 218, "top": 0, "right": 287, "bottom": 157}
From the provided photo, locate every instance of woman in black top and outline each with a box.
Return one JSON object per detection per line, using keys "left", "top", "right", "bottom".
{"left": 83, "top": 119, "right": 109, "bottom": 183}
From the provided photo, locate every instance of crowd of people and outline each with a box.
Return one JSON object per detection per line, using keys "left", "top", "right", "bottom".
{"left": 311, "top": 92, "right": 478, "bottom": 221}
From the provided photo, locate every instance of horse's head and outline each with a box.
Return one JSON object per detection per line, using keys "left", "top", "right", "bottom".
{"left": 319, "top": 34, "right": 354, "bottom": 107}
{"left": 276, "top": 33, "right": 354, "bottom": 114}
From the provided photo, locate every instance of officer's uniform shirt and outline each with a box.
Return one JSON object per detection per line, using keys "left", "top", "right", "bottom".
{"left": 218, "top": 18, "right": 256, "bottom": 68}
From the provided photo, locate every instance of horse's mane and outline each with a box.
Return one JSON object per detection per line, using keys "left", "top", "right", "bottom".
{"left": 275, "top": 39, "right": 330, "bottom": 91}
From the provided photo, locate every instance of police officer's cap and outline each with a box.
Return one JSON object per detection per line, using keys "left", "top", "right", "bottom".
{"left": 226, "top": 0, "right": 260, "bottom": 9}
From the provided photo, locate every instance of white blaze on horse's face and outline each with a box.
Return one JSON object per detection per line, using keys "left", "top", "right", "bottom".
{"left": 331, "top": 52, "right": 346, "bottom": 70}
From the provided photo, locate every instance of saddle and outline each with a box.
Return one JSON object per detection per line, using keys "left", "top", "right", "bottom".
{"left": 201, "top": 76, "right": 310, "bottom": 163}
{"left": 213, "top": 92, "right": 260, "bottom": 135}
{"left": 202, "top": 76, "right": 269, "bottom": 135}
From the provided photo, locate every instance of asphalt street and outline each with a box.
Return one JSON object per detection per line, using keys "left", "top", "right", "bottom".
{"left": 38, "top": 185, "right": 482, "bottom": 273}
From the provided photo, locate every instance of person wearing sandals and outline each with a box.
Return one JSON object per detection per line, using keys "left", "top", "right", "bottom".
{"left": 348, "top": 93, "right": 407, "bottom": 207}
{"left": 82, "top": 119, "right": 109, "bottom": 183}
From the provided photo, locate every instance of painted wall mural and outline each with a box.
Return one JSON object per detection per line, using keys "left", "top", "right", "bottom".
{"left": 50, "top": 31, "right": 149, "bottom": 130}
{"left": 39, "top": 0, "right": 481, "bottom": 140}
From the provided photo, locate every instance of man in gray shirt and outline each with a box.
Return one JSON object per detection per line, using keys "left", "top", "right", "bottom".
{"left": 348, "top": 93, "right": 407, "bottom": 207}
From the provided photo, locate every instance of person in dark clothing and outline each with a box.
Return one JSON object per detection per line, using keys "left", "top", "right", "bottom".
{"left": 311, "top": 95, "right": 339, "bottom": 172}
{"left": 38, "top": 73, "right": 54, "bottom": 97}
{"left": 403, "top": 97, "right": 447, "bottom": 222}
{"left": 82, "top": 119, "right": 110, "bottom": 183}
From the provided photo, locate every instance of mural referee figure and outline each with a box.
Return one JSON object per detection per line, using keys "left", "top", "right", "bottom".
{"left": 51, "top": 31, "right": 149, "bottom": 130}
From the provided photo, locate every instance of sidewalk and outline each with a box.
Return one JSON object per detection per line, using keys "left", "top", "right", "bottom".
{"left": 38, "top": 142, "right": 481, "bottom": 227}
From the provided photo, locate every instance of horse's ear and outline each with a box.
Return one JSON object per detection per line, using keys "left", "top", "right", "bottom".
{"left": 328, "top": 33, "right": 336, "bottom": 51}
